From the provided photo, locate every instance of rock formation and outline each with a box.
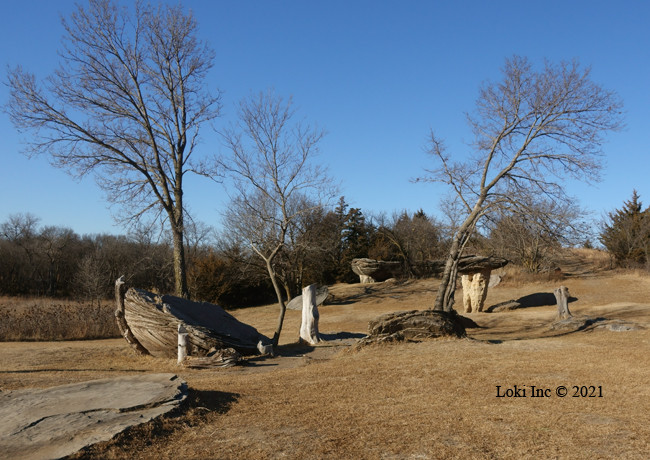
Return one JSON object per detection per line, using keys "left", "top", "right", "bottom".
{"left": 351, "top": 258, "right": 403, "bottom": 283}
{"left": 116, "top": 278, "right": 271, "bottom": 358}
{"left": 0, "top": 374, "right": 186, "bottom": 460}
{"left": 299, "top": 284, "right": 321, "bottom": 344}
{"left": 355, "top": 309, "right": 467, "bottom": 348}
{"left": 457, "top": 256, "right": 509, "bottom": 313}
{"left": 286, "top": 285, "right": 329, "bottom": 311}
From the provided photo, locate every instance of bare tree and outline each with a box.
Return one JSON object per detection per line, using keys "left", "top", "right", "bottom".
{"left": 220, "top": 90, "right": 332, "bottom": 347}
{"left": 486, "top": 197, "right": 587, "bottom": 272}
{"left": 418, "top": 56, "right": 623, "bottom": 311}
{"left": 5, "top": 0, "right": 221, "bottom": 297}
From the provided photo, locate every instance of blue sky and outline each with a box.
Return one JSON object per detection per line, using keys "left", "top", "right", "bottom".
{"left": 1, "top": 0, "right": 649, "bottom": 236}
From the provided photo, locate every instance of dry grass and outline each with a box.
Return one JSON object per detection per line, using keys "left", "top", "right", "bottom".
{"left": 0, "top": 297, "right": 119, "bottom": 341}
{"left": 1, "top": 257, "right": 650, "bottom": 459}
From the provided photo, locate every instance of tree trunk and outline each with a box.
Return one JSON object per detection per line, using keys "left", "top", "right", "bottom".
{"left": 171, "top": 224, "right": 189, "bottom": 299}
{"left": 434, "top": 237, "right": 461, "bottom": 311}
{"left": 267, "top": 259, "right": 287, "bottom": 348}
{"left": 434, "top": 205, "right": 482, "bottom": 311}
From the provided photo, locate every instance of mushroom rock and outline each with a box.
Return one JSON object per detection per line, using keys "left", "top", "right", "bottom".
{"left": 350, "top": 258, "right": 403, "bottom": 283}
{"left": 456, "top": 256, "right": 509, "bottom": 313}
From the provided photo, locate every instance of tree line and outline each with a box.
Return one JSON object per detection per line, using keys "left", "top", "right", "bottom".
{"left": 8, "top": 186, "right": 644, "bottom": 305}
{"left": 0, "top": 200, "right": 445, "bottom": 304}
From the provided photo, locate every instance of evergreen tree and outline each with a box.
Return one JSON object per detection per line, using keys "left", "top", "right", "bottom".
{"left": 600, "top": 190, "right": 650, "bottom": 267}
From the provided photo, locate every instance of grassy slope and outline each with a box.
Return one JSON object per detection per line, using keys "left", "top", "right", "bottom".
{"left": 1, "top": 250, "right": 649, "bottom": 459}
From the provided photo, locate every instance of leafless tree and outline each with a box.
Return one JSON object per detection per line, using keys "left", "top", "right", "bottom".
{"left": 5, "top": 0, "right": 221, "bottom": 297}
{"left": 220, "top": 90, "right": 333, "bottom": 347}
{"left": 417, "top": 56, "right": 623, "bottom": 311}
{"left": 486, "top": 197, "right": 587, "bottom": 272}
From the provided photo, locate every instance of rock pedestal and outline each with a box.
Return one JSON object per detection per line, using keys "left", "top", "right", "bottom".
{"left": 457, "top": 256, "right": 509, "bottom": 313}
{"left": 554, "top": 285, "right": 572, "bottom": 319}
{"left": 300, "top": 284, "right": 321, "bottom": 345}
{"left": 461, "top": 268, "right": 491, "bottom": 313}
{"left": 351, "top": 258, "right": 402, "bottom": 283}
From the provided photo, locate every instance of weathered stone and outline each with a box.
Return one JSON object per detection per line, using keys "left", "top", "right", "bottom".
{"left": 286, "top": 285, "right": 329, "bottom": 311}
{"left": 0, "top": 374, "right": 186, "bottom": 460}
{"left": 554, "top": 285, "right": 572, "bottom": 319}
{"left": 455, "top": 255, "right": 509, "bottom": 274}
{"left": 364, "top": 309, "right": 467, "bottom": 343}
{"left": 351, "top": 258, "right": 403, "bottom": 283}
{"left": 461, "top": 268, "right": 491, "bottom": 313}
{"left": 426, "top": 255, "right": 509, "bottom": 275}
{"left": 488, "top": 274, "right": 502, "bottom": 288}
{"left": 299, "top": 284, "right": 321, "bottom": 344}
{"left": 119, "top": 284, "right": 271, "bottom": 358}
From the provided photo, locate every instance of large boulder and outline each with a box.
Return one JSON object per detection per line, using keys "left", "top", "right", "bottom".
{"left": 355, "top": 309, "right": 467, "bottom": 348}
{"left": 425, "top": 255, "right": 508, "bottom": 276}
{"left": 351, "top": 258, "right": 403, "bottom": 283}
{"left": 0, "top": 374, "right": 186, "bottom": 460}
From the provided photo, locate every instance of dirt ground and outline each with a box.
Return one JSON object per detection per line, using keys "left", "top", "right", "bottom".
{"left": 1, "top": 252, "right": 649, "bottom": 459}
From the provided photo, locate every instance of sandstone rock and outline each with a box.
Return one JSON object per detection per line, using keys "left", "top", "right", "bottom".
{"left": 118, "top": 283, "right": 270, "bottom": 358}
{"left": 461, "top": 268, "right": 491, "bottom": 313}
{"left": 286, "top": 285, "right": 329, "bottom": 311}
{"left": 351, "top": 258, "right": 403, "bottom": 283}
{"left": 0, "top": 374, "right": 186, "bottom": 460}
{"left": 299, "top": 284, "right": 321, "bottom": 344}
{"left": 355, "top": 309, "right": 467, "bottom": 348}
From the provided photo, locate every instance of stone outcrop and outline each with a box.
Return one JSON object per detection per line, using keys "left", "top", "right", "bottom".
{"left": 351, "top": 258, "right": 403, "bottom": 283}
{"left": 286, "top": 285, "right": 329, "bottom": 311}
{"left": 461, "top": 269, "right": 491, "bottom": 313}
{"left": 116, "top": 279, "right": 271, "bottom": 358}
{"left": 456, "top": 256, "right": 509, "bottom": 313}
{"left": 0, "top": 374, "right": 186, "bottom": 460}
{"left": 299, "top": 284, "right": 321, "bottom": 345}
{"left": 355, "top": 309, "right": 467, "bottom": 348}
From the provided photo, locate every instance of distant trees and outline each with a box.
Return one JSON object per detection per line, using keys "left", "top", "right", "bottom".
{"left": 5, "top": 0, "right": 221, "bottom": 298}
{"left": 418, "top": 56, "right": 624, "bottom": 312}
{"left": 371, "top": 210, "right": 443, "bottom": 277}
{"left": 600, "top": 191, "right": 650, "bottom": 267}
{"left": 486, "top": 198, "right": 587, "bottom": 272}
{"left": 0, "top": 214, "right": 173, "bottom": 298}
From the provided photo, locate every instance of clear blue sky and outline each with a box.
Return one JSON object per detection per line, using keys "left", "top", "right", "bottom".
{"left": 1, "top": 0, "right": 648, "bottom": 236}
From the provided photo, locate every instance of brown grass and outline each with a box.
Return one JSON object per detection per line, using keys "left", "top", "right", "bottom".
{"left": 0, "top": 297, "right": 119, "bottom": 341}
{"left": 2, "top": 258, "right": 650, "bottom": 459}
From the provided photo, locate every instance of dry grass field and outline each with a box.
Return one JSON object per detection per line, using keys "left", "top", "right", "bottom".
{"left": 1, "top": 249, "right": 649, "bottom": 459}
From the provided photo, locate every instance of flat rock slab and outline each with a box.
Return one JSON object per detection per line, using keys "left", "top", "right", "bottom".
{"left": 0, "top": 373, "right": 186, "bottom": 460}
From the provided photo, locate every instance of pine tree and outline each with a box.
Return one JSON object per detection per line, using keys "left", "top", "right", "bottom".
{"left": 600, "top": 190, "right": 650, "bottom": 266}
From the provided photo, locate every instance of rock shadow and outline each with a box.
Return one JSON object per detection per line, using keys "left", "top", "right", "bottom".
{"left": 186, "top": 389, "right": 240, "bottom": 415}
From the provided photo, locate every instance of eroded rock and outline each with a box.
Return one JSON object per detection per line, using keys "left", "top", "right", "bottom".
{"left": 351, "top": 258, "right": 403, "bottom": 283}
{"left": 0, "top": 373, "right": 187, "bottom": 460}
{"left": 356, "top": 309, "right": 467, "bottom": 348}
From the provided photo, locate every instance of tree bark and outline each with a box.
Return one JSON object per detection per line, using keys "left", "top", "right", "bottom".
{"left": 171, "top": 222, "right": 189, "bottom": 299}
{"left": 267, "top": 259, "right": 287, "bottom": 348}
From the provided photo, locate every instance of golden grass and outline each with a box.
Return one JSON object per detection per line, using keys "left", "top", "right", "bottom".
{"left": 1, "top": 261, "right": 650, "bottom": 459}
{"left": 0, "top": 297, "right": 119, "bottom": 341}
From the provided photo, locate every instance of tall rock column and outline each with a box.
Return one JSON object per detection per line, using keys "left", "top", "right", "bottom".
{"left": 461, "top": 268, "right": 492, "bottom": 313}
